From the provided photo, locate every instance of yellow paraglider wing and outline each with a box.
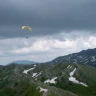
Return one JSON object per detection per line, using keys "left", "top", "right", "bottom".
{"left": 22, "top": 26, "right": 32, "bottom": 31}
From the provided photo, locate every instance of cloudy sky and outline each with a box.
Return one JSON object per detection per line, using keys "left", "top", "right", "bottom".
{"left": 0, "top": 0, "right": 96, "bottom": 65}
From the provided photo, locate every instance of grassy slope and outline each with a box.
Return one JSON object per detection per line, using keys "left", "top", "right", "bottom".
{"left": 33, "top": 62, "right": 96, "bottom": 96}
{"left": 0, "top": 63, "right": 78, "bottom": 96}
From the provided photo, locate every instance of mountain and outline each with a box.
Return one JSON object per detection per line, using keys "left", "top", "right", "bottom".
{"left": 0, "top": 61, "right": 96, "bottom": 96}
{"left": 9, "top": 60, "right": 39, "bottom": 65}
{"left": 1, "top": 48, "right": 96, "bottom": 96}
{"left": 27, "top": 62, "right": 96, "bottom": 96}
{"left": 0, "top": 64, "right": 77, "bottom": 96}
{"left": 47, "top": 48, "right": 96, "bottom": 68}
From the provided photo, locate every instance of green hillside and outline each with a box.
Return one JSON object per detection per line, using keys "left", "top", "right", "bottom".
{"left": 0, "top": 62, "right": 96, "bottom": 96}
{"left": 29, "top": 62, "right": 96, "bottom": 96}
{"left": 0, "top": 63, "right": 77, "bottom": 96}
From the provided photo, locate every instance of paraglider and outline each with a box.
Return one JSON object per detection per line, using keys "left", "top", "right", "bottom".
{"left": 22, "top": 26, "right": 32, "bottom": 31}
{"left": 22, "top": 26, "right": 32, "bottom": 38}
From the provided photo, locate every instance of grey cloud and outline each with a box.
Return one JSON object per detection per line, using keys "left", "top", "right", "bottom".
{"left": 0, "top": 0, "right": 96, "bottom": 39}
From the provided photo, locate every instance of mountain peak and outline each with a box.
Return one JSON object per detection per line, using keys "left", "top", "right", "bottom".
{"left": 9, "top": 60, "right": 39, "bottom": 65}
{"left": 48, "top": 48, "right": 96, "bottom": 68}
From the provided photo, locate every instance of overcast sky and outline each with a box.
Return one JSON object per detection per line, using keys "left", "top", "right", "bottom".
{"left": 0, "top": 0, "right": 96, "bottom": 65}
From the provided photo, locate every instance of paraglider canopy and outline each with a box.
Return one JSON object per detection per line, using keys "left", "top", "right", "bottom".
{"left": 22, "top": 26, "right": 32, "bottom": 31}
